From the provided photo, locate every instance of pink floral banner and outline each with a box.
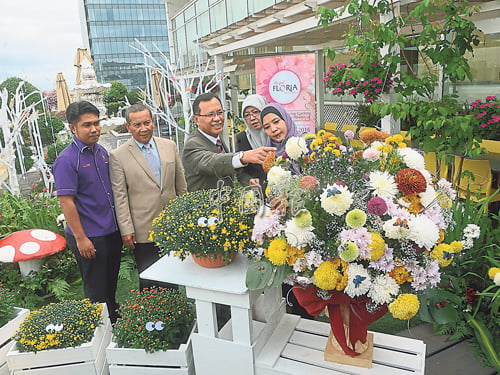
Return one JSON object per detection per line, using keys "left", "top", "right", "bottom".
{"left": 255, "top": 53, "right": 316, "bottom": 134}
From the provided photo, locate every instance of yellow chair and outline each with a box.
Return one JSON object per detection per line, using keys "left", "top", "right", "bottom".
{"left": 480, "top": 139, "right": 500, "bottom": 154}
{"left": 341, "top": 124, "right": 358, "bottom": 133}
{"left": 400, "top": 130, "right": 411, "bottom": 140}
{"left": 424, "top": 152, "right": 449, "bottom": 180}
{"left": 350, "top": 140, "right": 365, "bottom": 148}
{"left": 453, "top": 157, "right": 500, "bottom": 207}
{"left": 324, "top": 122, "right": 338, "bottom": 132}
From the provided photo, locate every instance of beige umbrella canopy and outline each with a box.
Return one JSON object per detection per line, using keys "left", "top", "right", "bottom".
{"left": 151, "top": 69, "right": 166, "bottom": 110}
{"left": 56, "top": 73, "right": 72, "bottom": 112}
{"left": 74, "top": 48, "right": 94, "bottom": 85}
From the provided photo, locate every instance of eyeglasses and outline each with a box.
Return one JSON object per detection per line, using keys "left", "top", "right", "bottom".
{"left": 243, "top": 109, "right": 261, "bottom": 119}
{"left": 196, "top": 110, "right": 225, "bottom": 119}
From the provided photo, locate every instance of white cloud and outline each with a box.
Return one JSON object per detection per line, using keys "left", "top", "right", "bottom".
{"left": 0, "top": 0, "right": 83, "bottom": 91}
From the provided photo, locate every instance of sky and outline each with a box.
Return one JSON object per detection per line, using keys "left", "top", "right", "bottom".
{"left": 0, "top": 0, "right": 83, "bottom": 92}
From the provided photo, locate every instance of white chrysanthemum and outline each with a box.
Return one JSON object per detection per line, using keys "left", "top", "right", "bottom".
{"left": 344, "top": 263, "right": 371, "bottom": 298}
{"left": 383, "top": 218, "right": 410, "bottom": 240}
{"left": 285, "top": 136, "right": 308, "bottom": 160}
{"left": 267, "top": 166, "right": 291, "bottom": 186}
{"left": 368, "top": 274, "right": 400, "bottom": 305}
{"left": 297, "top": 276, "right": 314, "bottom": 285}
{"left": 320, "top": 184, "right": 353, "bottom": 216}
{"left": 464, "top": 224, "right": 481, "bottom": 239}
{"left": 408, "top": 215, "right": 440, "bottom": 249}
{"left": 462, "top": 238, "right": 474, "bottom": 250}
{"left": 398, "top": 147, "right": 426, "bottom": 170}
{"left": 368, "top": 171, "right": 398, "bottom": 200}
{"left": 419, "top": 184, "right": 437, "bottom": 207}
{"left": 494, "top": 273, "right": 500, "bottom": 286}
{"left": 420, "top": 169, "right": 433, "bottom": 185}
{"left": 371, "top": 141, "right": 384, "bottom": 150}
{"left": 284, "top": 219, "right": 315, "bottom": 248}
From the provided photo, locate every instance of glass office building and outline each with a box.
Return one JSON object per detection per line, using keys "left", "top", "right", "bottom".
{"left": 79, "top": 0, "right": 170, "bottom": 91}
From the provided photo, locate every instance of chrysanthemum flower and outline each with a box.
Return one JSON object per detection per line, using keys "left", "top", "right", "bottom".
{"left": 267, "top": 166, "right": 291, "bottom": 185}
{"left": 430, "top": 243, "right": 456, "bottom": 267}
{"left": 362, "top": 147, "right": 380, "bottom": 161}
{"left": 488, "top": 267, "right": 500, "bottom": 280}
{"left": 338, "top": 242, "right": 359, "bottom": 262}
{"left": 345, "top": 263, "right": 371, "bottom": 297}
{"left": 388, "top": 294, "right": 420, "bottom": 320}
{"left": 294, "top": 210, "right": 313, "bottom": 228}
{"left": 346, "top": 209, "right": 367, "bottom": 228}
{"left": 313, "top": 261, "right": 342, "bottom": 290}
{"left": 398, "top": 147, "right": 425, "bottom": 170}
{"left": 368, "top": 274, "right": 400, "bottom": 305}
{"left": 389, "top": 264, "right": 412, "bottom": 284}
{"left": 367, "top": 196, "right": 388, "bottom": 216}
{"left": 299, "top": 175, "right": 318, "bottom": 190}
{"left": 262, "top": 151, "right": 276, "bottom": 173}
{"left": 284, "top": 219, "right": 315, "bottom": 248}
{"left": 395, "top": 168, "right": 427, "bottom": 195}
{"left": 266, "top": 238, "right": 289, "bottom": 265}
{"left": 368, "top": 171, "right": 398, "bottom": 199}
{"left": 368, "top": 232, "right": 386, "bottom": 261}
{"left": 359, "top": 129, "right": 390, "bottom": 144}
{"left": 408, "top": 215, "right": 440, "bottom": 249}
{"left": 285, "top": 136, "right": 308, "bottom": 160}
{"left": 320, "top": 184, "right": 353, "bottom": 216}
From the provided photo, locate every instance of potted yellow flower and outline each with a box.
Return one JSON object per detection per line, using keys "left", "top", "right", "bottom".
{"left": 7, "top": 300, "right": 110, "bottom": 374}
{"left": 151, "top": 188, "right": 255, "bottom": 267}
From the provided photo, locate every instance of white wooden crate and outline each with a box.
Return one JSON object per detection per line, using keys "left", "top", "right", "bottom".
{"left": 106, "top": 325, "right": 195, "bottom": 375}
{"left": 0, "top": 308, "right": 29, "bottom": 375}
{"left": 256, "top": 315, "right": 426, "bottom": 375}
{"left": 7, "top": 305, "right": 111, "bottom": 375}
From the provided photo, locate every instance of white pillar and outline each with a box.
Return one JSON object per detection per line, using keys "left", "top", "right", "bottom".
{"left": 315, "top": 50, "right": 325, "bottom": 132}
{"left": 215, "top": 54, "right": 230, "bottom": 148}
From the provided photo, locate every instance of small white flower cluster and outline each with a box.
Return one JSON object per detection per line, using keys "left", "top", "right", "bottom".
{"left": 462, "top": 224, "right": 481, "bottom": 250}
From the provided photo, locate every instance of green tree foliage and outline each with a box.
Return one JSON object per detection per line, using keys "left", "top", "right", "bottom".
{"left": 37, "top": 115, "right": 65, "bottom": 145}
{"left": 0, "top": 77, "right": 43, "bottom": 112}
{"left": 126, "top": 91, "right": 140, "bottom": 105}
{"left": 103, "top": 81, "right": 128, "bottom": 116}
{"left": 45, "top": 139, "right": 72, "bottom": 165}
{"left": 14, "top": 145, "right": 34, "bottom": 174}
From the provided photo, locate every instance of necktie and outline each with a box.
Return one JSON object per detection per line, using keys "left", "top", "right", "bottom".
{"left": 216, "top": 139, "right": 224, "bottom": 153}
{"left": 143, "top": 143, "right": 161, "bottom": 183}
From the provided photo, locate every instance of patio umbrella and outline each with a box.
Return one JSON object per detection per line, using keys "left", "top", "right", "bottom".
{"left": 74, "top": 48, "right": 94, "bottom": 85}
{"left": 151, "top": 69, "right": 166, "bottom": 110}
{"left": 56, "top": 73, "right": 72, "bottom": 112}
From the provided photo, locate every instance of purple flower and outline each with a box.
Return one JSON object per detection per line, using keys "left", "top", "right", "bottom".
{"left": 367, "top": 197, "right": 388, "bottom": 216}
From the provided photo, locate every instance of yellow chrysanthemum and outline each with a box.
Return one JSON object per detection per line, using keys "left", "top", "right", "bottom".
{"left": 287, "top": 245, "right": 305, "bottom": 266}
{"left": 402, "top": 193, "right": 423, "bottom": 214}
{"left": 430, "top": 243, "right": 455, "bottom": 267}
{"left": 368, "top": 232, "right": 386, "bottom": 261}
{"left": 303, "top": 132, "right": 316, "bottom": 140}
{"left": 488, "top": 267, "right": 500, "bottom": 280}
{"left": 266, "top": 238, "right": 289, "bottom": 265}
{"left": 389, "top": 264, "right": 412, "bottom": 284}
{"left": 450, "top": 241, "right": 463, "bottom": 252}
{"left": 389, "top": 294, "right": 420, "bottom": 320}
{"left": 313, "top": 261, "right": 342, "bottom": 290}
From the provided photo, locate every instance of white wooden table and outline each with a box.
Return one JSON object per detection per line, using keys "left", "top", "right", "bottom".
{"left": 141, "top": 254, "right": 426, "bottom": 375}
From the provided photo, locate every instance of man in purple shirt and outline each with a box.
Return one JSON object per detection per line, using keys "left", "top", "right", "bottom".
{"left": 52, "top": 101, "right": 122, "bottom": 323}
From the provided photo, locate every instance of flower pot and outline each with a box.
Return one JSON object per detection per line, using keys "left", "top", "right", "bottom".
{"left": 191, "top": 252, "right": 236, "bottom": 268}
{"left": 0, "top": 307, "right": 29, "bottom": 375}
{"left": 106, "top": 324, "right": 196, "bottom": 375}
{"left": 6, "top": 304, "right": 111, "bottom": 375}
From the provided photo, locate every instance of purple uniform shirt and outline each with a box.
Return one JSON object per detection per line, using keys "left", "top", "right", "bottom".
{"left": 52, "top": 136, "right": 118, "bottom": 237}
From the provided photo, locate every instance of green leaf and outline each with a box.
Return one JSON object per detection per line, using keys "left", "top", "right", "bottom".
{"left": 430, "top": 305, "right": 459, "bottom": 324}
{"left": 246, "top": 261, "right": 273, "bottom": 290}
{"left": 269, "top": 265, "right": 289, "bottom": 289}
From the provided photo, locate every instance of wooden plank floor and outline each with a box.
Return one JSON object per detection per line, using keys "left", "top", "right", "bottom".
{"left": 396, "top": 324, "right": 496, "bottom": 375}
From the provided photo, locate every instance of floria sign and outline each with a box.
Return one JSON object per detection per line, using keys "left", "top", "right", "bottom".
{"left": 256, "top": 53, "right": 316, "bottom": 134}
{"left": 269, "top": 70, "right": 301, "bottom": 104}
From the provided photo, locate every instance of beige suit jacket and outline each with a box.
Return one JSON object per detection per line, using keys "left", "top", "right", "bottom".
{"left": 110, "top": 137, "right": 187, "bottom": 243}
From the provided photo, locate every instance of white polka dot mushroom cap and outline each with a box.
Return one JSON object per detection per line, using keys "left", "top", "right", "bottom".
{"left": 0, "top": 229, "right": 66, "bottom": 263}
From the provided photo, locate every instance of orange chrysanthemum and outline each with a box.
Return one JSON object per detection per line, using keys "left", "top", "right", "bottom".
{"left": 299, "top": 176, "right": 318, "bottom": 190}
{"left": 262, "top": 151, "right": 276, "bottom": 173}
{"left": 395, "top": 168, "right": 427, "bottom": 195}
{"left": 359, "top": 129, "right": 390, "bottom": 144}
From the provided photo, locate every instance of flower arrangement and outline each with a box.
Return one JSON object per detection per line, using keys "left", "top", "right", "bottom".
{"left": 0, "top": 284, "right": 15, "bottom": 327}
{"left": 151, "top": 188, "right": 255, "bottom": 262}
{"left": 14, "top": 299, "right": 103, "bottom": 353}
{"left": 113, "top": 288, "right": 194, "bottom": 353}
{"left": 469, "top": 96, "right": 500, "bottom": 141}
{"left": 247, "top": 129, "right": 479, "bottom": 323}
{"left": 323, "top": 63, "right": 393, "bottom": 102}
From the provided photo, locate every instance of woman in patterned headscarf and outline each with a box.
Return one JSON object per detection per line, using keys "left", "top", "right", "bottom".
{"left": 236, "top": 94, "right": 269, "bottom": 186}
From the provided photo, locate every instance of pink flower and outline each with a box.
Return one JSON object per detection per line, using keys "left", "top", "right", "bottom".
{"left": 344, "top": 130, "right": 355, "bottom": 141}
{"left": 362, "top": 148, "right": 380, "bottom": 161}
{"left": 486, "top": 96, "right": 496, "bottom": 100}
{"left": 367, "top": 197, "right": 388, "bottom": 215}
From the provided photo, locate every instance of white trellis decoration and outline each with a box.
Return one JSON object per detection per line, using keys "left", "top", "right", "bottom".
{"left": 0, "top": 82, "right": 54, "bottom": 196}
{"left": 130, "top": 39, "right": 225, "bottom": 141}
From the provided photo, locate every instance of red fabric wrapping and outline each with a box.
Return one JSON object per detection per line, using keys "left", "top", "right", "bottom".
{"left": 293, "top": 285, "right": 388, "bottom": 356}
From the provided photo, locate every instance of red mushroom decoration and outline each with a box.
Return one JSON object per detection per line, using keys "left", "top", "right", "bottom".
{"left": 0, "top": 229, "right": 66, "bottom": 277}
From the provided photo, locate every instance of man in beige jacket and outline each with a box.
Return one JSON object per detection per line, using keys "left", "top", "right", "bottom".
{"left": 110, "top": 104, "right": 187, "bottom": 289}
